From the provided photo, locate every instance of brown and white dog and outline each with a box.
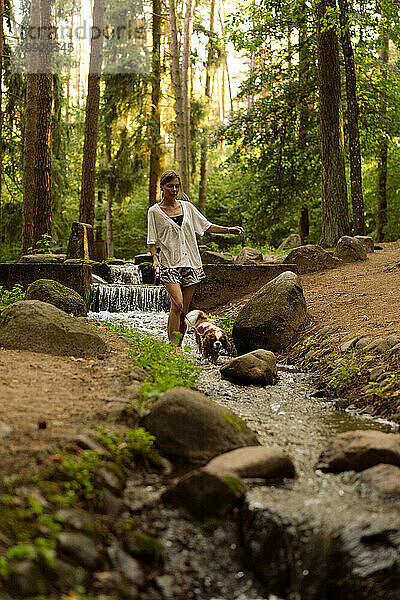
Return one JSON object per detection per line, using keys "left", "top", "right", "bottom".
{"left": 186, "top": 309, "right": 233, "bottom": 362}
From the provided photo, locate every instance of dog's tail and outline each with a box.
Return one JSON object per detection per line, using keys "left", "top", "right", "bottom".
{"left": 185, "top": 309, "right": 203, "bottom": 328}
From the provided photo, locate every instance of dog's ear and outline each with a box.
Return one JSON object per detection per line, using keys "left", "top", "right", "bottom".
{"left": 223, "top": 335, "right": 234, "bottom": 356}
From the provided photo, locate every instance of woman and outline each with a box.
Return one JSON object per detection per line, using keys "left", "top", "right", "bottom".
{"left": 147, "top": 169, "right": 244, "bottom": 349}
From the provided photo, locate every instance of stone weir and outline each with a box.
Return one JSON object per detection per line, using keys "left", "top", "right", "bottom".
{"left": 0, "top": 262, "right": 91, "bottom": 307}
{"left": 193, "top": 264, "right": 297, "bottom": 311}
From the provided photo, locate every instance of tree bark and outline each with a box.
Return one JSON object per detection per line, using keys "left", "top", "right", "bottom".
{"left": 22, "top": 0, "right": 40, "bottom": 253}
{"left": 198, "top": 0, "right": 215, "bottom": 215}
{"left": 0, "top": 0, "right": 3, "bottom": 236}
{"left": 316, "top": 0, "right": 350, "bottom": 247}
{"left": 338, "top": 0, "right": 365, "bottom": 235}
{"left": 149, "top": 0, "right": 162, "bottom": 207}
{"left": 376, "top": 13, "right": 388, "bottom": 243}
{"left": 80, "top": 0, "right": 106, "bottom": 226}
{"left": 33, "top": 0, "right": 55, "bottom": 245}
{"left": 169, "top": 0, "right": 188, "bottom": 192}
{"left": 181, "top": 0, "right": 193, "bottom": 194}
{"left": 297, "top": 0, "right": 310, "bottom": 243}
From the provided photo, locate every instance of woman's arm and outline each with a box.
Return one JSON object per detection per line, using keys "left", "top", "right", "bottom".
{"left": 206, "top": 224, "right": 244, "bottom": 235}
{"left": 147, "top": 244, "right": 160, "bottom": 270}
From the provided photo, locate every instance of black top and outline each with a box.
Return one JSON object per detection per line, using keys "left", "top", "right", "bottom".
{"left": 170, "top": 214, "right": 184, "bottom": 227}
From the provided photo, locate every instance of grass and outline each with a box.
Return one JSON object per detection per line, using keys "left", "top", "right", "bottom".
{"left": 100, "top": 321, "right": 201, "bottom": 406}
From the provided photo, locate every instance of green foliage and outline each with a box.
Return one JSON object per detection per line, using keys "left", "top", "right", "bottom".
{"left": 0, "top": 284, "right": 25, "bottom": 306}
{"left": 54, "top": 450, "right": 101, "bottom": 506}
{"left": 27, "top": 234, "right": 56, "bottom": 255}
{"left": 208, "top": 308, "right": 239, "bottom": 339}
{"left": 95, "top": 427, "right": 161, "bottom": 466}
{"left": 101, "top": 322, "right": 201, "bottom": 404}
{"left": 325, "top": 350, "right": 366, "bottom": 396}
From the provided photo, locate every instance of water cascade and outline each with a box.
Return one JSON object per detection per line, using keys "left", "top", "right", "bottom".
{"left": 109, "top": 263, "right": 143, "bottom": 284}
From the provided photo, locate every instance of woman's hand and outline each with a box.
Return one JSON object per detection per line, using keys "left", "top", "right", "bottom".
{"left": 228, "top": 226, "right": 244, "bottom": 235}
{"left": 152, "top": 255, "right": 160, "bottom": 270}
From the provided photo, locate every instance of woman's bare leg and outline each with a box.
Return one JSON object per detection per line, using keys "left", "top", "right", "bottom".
{"left": 180, "top": 284, "right": 197, "bottom": 343}
{"left": 164, "top": 283, "right": 184, "bottom": 344}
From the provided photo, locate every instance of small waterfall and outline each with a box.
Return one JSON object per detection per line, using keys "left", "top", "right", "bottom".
{"left": 109, "top": 263, "right": 142, "bottom": 284}
{"left": 90, "top": 283, "right": 169, "bottom": 313}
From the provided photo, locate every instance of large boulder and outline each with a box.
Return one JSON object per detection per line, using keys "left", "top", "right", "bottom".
{"left": 276, "top": 233, "right": 302, "bottom": 252}
{"left": 19, "top": 254, "right": 66, "bottom": 263}
{"left": 333, "top": 236, "right": 367, "bottom": 262}
{"left": 283, "top": 245, "right": 342, "bottom": 274}
{"left": 201, "top": 250, "right": 234, "bottom": 264}
{"left": 0, "top": 300, "right": 108, "bottom": 357}
{"left": 235, "top": 247, "right": 264, "bottom": 265}
{"left": 232, "top": 271, "right": 307, "bottom": 354}
{"left": 162, "top": 469, "right": 245, "bottom": 519}
{"left": 354, "top": 235, "right": 375, "bottom": 253}
{"left": 141, "top": 387, "right": 260, "bottom": 464}
{"left": 205, "top": 446, "right": 295, "bottom": 481}
{"left": 361, "top": 464, "right": 400, "bottom": 500}
{"left": 316, "top": 430, "right": 400, "bottom": 473}
{"left": 25, "top": 279, "right": 87, "bottom": 316}
{"left": 220, "top": 349, "right": 277, "bottom": 385}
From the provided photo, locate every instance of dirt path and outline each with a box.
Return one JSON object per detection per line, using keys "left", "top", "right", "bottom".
{"left": 0, "top": 242, "right": 399, "bottom": 480}
{"left": 301, "top": 242, "right": 400, "bottom": 338}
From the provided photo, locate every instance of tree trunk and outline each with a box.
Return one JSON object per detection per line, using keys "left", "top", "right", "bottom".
{"left": 33, "top": 0, "right": 55, "bottom": 245}
{"left": 376, "top": 14, "right": 388, "bottom": 243}
{"left": 316, "top": 0, "right": 350, "bottom": 247}
{"left": 181, "top": 0, "right": 192, "bottom": 194}
{"left": 105, "top": 131, "right": 114, "bottom": 258}
{"left": 149, "top": 0, "right": 162, "bottom": 207}
{"left": 198, "top": 0, "right": 215, "bottom": 215}
{"left": 297, "top": 0, "right": 310, "bottom": 244}
{"left": 338, "top": 0, "right": 365, "bottom": 235}
{"left": 0, "top": 0, "right": 3, "bottom": 235}
{"left": 22, "top": 0, "right": 40, "bottom": 254}
{"left": 169, "top": 0, "right": 188, "bottom": 192}
{"left": 80, "top": 0, "right": 106, "bottom": 227}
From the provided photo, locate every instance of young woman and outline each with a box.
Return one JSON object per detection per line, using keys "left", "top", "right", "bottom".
{"left": 147, "top": 169, "right": 244, "bottom": 349}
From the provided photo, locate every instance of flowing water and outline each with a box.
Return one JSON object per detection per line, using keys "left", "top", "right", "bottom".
{"left": 89, "top": 274, "right": 400, "bottom": 600}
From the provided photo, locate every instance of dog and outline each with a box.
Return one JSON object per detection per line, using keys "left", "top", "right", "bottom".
{"left": 186, "top": 309, "right": 233, "bottom": 362}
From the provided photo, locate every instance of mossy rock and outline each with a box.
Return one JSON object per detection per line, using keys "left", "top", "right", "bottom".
{"left": 19, "top": 254, "right": 66, "bottom": 264}
{"left": 25, "top": 279, "right": 87, "bottom": 316}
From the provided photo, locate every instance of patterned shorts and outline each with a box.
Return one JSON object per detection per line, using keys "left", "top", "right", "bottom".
{"left": 160, "top": 265, "right": 206, "bottom": 287}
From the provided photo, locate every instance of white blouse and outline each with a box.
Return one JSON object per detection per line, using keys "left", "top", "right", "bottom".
{"left": 147, "top": 200, "right": 212, "bottom": 269}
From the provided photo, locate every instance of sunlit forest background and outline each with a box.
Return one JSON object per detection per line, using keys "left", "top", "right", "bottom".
{"left": 0, "top": 0, "right": 399, "bottom": 261}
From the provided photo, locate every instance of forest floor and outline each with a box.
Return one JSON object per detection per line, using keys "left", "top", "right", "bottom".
{"left": 0, "top": 242, "right": 399, "bottom": 482}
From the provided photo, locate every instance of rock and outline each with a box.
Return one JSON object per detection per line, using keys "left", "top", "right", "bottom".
{"left": 102, "top": 488, "right": 124, "bottom": 516}
{"left": 201, "top": 250, "right": 234, "bottom": 264}
{"left": 19, "top": 254, "right": 66, "bottom": 263}
{"left": 262, "top": 254, "right": 286, "bottom": 264}
{"left": 205, "top": 446, "right": 295, "bottom": 481}
{"left": 354, "top": 235, "right": 375, "bottom": 252}
{"left": 107, "top": 544, "right": 145, "bottom": 586}
{"left": 25, "top": 278, "right": 87, "bottom": 316}
{"left": 333, "top": 236, "right": 367, "bottom": 262}
{"left": 335, "top": 520, "right": 400, "bottom": 599}
{"left": 92, "top": 274, "right": 108, "bottom": 284}
{"left": 137, "top": 262, "right": 154, "bottom": 284}
{"left": 0, "top": 300, "right": 108, "bottom": 358}
{"left": 124, "top": 531, "right": 164, "bottom": 565}
{"left": 232, "top": 271, "right": 307, "bottom": 354}
{"left": 66, "top": 221, "right": 95, "bottom": 260}
{"left": 129, "top": 366, "right": 148, "bottom": 382}
{"left": 53, "top": 559, "right": 86, "bottom": 589}
{"left": 55, "top": 508, "right": 95, "bottom": 531}
{"left": 162, "top": 468, "right": 245, "bottom": 519}
{"left": 389, "top": 343, "right": 400, "bottom": 357}
{"left": 361, "top": 464, "right": 400, "bottom": 499}
{"left": 68, "top": 434, "right": 111, "bottom": 457}
{"left": 95, "top": 467, "right": 125, "bottom": 493}
{"left": 6, "top": 560, "right": 47, "bottom": 596}
{"left": 0, "top": 421, "right": 12, "bottom": 439}
{"left": 92, "top": 261, "right": 112, "bottom": 282}
{"left": 220, "top": 349, "right": 277, "bottom": 385}
{"left": 365, "top": 335, "right": 400, "bottom": 354}
{"left": 276, "top": 233, "right": 302, "bottom": 252}
{"left": 235, "top": 247, "right": 264, "bottom": 265}
{"left": 283, "top": 244, "right": 341, "bottom": 274}
{"left": 141, "top": 387, "right": 260, "bottom": 464}
{"left": 316, "top": 430, "right": 400, "bottom": 473}
{"left": 56, "top": 532, "right": 103, "bottom": 570}
{"left": 369, "top": 366, "right": 387, "bottom": 381}
{"left": 355, "top": 336, "right": 372, "bottom": 349}
{"left": 339, "top": 337, "right": 360, "bottom": 353}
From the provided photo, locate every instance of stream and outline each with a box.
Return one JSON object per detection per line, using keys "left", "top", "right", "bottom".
{"left": 88, "top": 304, "right": 400, "bottom": 600}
